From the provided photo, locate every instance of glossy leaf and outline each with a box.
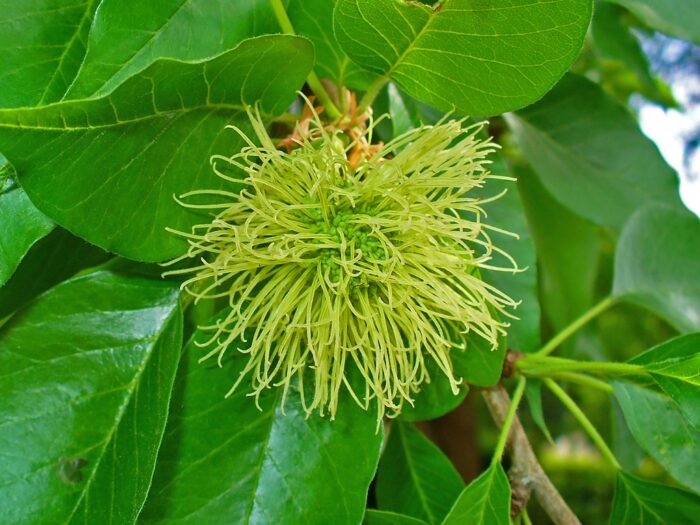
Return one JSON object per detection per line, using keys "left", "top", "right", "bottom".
{"left": 629, "top": 333, "right": 700, "bottom": 431}
{"left": 65, "top": 0, "right": 279, "bottom": 99}
{"left": 140, "top": 321, "right": 383, "bottom": 525}
{"left": 376, "top": 421, "right": 464, "bottom": 524}
{"left": 0, "top": 179, "right": 54, "bottom": 286}
{"left": 0, "top": 0, "right": 278, "bottom": 107}
{"left": 0, "top": 271, "right": 182, "bottom": 525}
{"left": 0, "top": 0, "right": 98, "bottom": 107}
{"left": 334, "top": 0, "right": 592, "bottom": 116}
{"left": 518, "top": 167, "right": 599, "bottom": 338}
{"left": 609, "top": 471, "right": 700, "bottom": 524}
{"left": 613, "top": 205, "right": 700, "bottom": 332}
{"left": 442, "top": 462, "right": 510, "bottom": 525}
{"left": 399, "top": 358, "right": 469, "bottom": 423}
{"left": 609, "top": 0, "right": 700, "bottom": 44}
{"left": 0, "top": 228, "right": 109, "bottom": 319}
{"left": 614, "top": 381, "right": 700, "bottom": 493}
{"left": 365, "top": 510, "right": 428, "bottom": 525}
{"left": 288, "top": 0, "right": 376, "bottom": 90}
{"left": 0, "top": 35, "right": 313, "bottom": 261}
{"left": 507, "top": 74, "right": 680, "bottom": 229}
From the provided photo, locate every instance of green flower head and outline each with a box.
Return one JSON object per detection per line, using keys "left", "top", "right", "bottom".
{"left": 166, "top": 107, "right": 518, "bottom": 421}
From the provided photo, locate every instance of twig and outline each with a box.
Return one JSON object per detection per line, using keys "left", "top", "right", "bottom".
{"left": 482, "top": 384, "right": 582, "bottom": 525}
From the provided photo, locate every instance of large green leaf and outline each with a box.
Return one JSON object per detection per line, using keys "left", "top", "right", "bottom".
{"left": 0, "top": 0, "right": 99, "bottom": 107}
{"left": 140, "top": 320, "right": 383, "bottom": 525}
{"left": 613, "top": 205, "right": 700, "bottom": 332}
{"left": 376, "top": 422, "right": 464, "bottom": 524}
{"left": 609, "top": 471, "right": 700, "bottom": 524}
{"left": 0, "top": 35, "right": 313, "bottom": 261}
{"left": 442, "top": 462, "right": 510, "bottom": 525}
{"left": 609, "top": 0, "right": 700, "bottom": 44}
{"left": 629, "top": 333, "right": 700, "bottom": 431}
{"left": 507, "top": 74, "right": 680, "bottom": 229}
{"left": 517, "top": 167, "right": 599, "bottom": 336}
{"left": 614, "top": 381, "right": 700, "bottom": 493}
{"left": 65, "top": 0, "right": 279, "bottom": 99}
{"left": 0, "top": 271, "right": 182, "bottom": 525}
{"left": 288, "top": 0, "right": 376, "bottom": 90}
{"left": 0, "top": 228, "right": 109, "bottom": 319}
{"left": 0, "top": 179, "right": 54, "bottom": 286}
{"left": 0, "top": 0, "right": 278, "bottom": 107}
{"left": 334, "top": 0, "right": 592, "bottom": 116}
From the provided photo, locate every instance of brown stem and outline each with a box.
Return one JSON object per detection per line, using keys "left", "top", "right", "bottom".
{"left": 482, "top": 384, "right": 582, "bottom": 525}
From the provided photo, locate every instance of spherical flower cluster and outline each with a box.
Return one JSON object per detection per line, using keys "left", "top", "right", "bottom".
{"left": 166, "top": 108, "right": 518, "bottom": 421}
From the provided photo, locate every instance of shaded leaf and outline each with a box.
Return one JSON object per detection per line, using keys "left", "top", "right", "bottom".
{"left": 592, "top": 3, "right": 662, "bottom": 98}
{"left": 613, "top": 205, "right": 700, "bottom": 332}
{"left": 477, "top": 154, "right": 540, "bottom": 352}
{"left": 507, "top": 74, "right": 680, "bottom": 229}
{"left": 0, "top": 271, "right": 182, "bottom": 525}
{"left": 376, "top": 421, "right": 464, "bottom": 524}
{"left": 0, "top": 35, "right": 313, "bottom": 261}
{"left": 140, "top": 319, "right": 383, "bottom": 525}
{"left": 526, "top": 379, "right": 554, "bottom": 443}
{"left": 614, "top": 381, "right": 700, "bottom": 493}
{"left": 0, "top": 178, "right": 54, "bottom": 286}
{"left": 609, "top": 471, "right": 700, "bottom": 524}
{"left": 610, "top": 0, "right": 700, "bottom": 44}
{"left": 517, "top": 166, "right": 599, "bottom": 345}
{"left": 442, "top": 462, "right": 510, "bottom": 525}
{"left": 0, "top": 228, "right": 109, "bottom": 319}
{"left": 334, "top": 0, "right": 592, "bottom": 116}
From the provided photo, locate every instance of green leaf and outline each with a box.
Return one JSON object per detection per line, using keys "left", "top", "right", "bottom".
{"left": 140, "top": 320, "right": 383, "bottom": 525}
{"left": 517, "top": 166, "right": 599, "bottom": 336}
{"left": 288, "top": 0, "right": 377, "bottom": 90}
{"left": 334, "top": 0, "right": 592, "bottom": 116}
{"left": 0, "top": 0, "right": 99, "bottom": 107}
{"left": 442, "top": 462, "right": 510, "bottom": 525}
{"left": 0, "top": 271, "right": 182, "bottom": 525}
{"left": 0, "top": 35, "right": 313, "bottom": 261}
{"left": 0, "top": 0, "right": 279, "bottom": 107}
{"left": 376, "top": 421, "right": 464, "bottom": 524}
{"left": 65, "top": 0, "right": 279, "bottom": 99}
{"left": 0, "top": 228, "right": 109, "bottom": 319}
{"left": 365, "top": 510, "right": 429, "bottom": 525}
{"left": 399, "top": 357, "right": 469, "bottom": 423}
{"left": 609, "top": 471, "right": 700, "bottom": 524}
{"left": 507, "top": 74, "right": 681, "bottom": 229}
{"left": 629, "top": 333, "right": 700, "bottom": 431}
{"left": 613, "top": 205, "right": 700, "bottom": 332}
{"left": 0, "top": 178, "right": 54, "bottom": 286}
{"left": 614, "top": 381, "right": 700, "bottom": 493}
{"left": 455, "top": 334, "right": 506, "bottom": 388}
{"left": 526, "top": 379, "right": 554, "bottom": 443}
{"left": 609, "top": 0, "right": 700, "bottom": 44}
